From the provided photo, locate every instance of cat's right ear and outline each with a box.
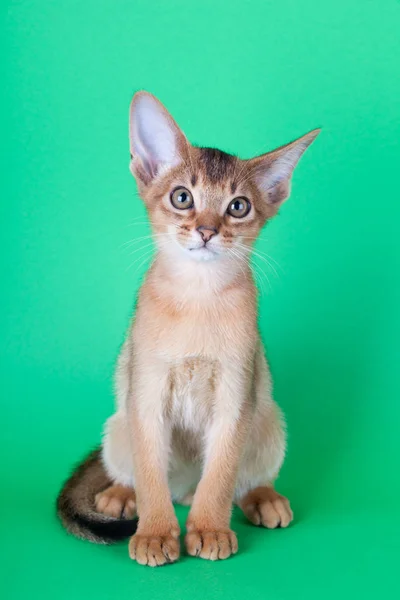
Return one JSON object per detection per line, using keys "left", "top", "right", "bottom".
{"left": 129, "top": 92, "right": 188, "bottom": 187}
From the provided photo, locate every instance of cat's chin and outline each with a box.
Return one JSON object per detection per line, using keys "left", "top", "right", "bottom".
{"left": 186, "top": 246, "right": 219, "bottom": 262}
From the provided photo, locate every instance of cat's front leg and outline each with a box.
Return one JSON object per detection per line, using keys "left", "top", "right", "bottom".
{"left": 185, "top": 363, "right": 252, "bottom": 560}
{"left": 128, "top": 363, "right": 180, "bottom": 567}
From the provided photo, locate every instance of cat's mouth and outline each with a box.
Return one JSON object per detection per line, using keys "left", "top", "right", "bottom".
{"left": 187, "top": 243, "right": 218, "bottom": 261}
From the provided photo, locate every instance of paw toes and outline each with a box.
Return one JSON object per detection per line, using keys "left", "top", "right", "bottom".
{"left": 217, "top": 535, "right": 231, "bottom": 559}
{"left": 133, "top": 536, "right": 149, "bottom": 565}
{"left": 259, "top": 501, "right": 281, "bottom": 528}
{"left": 218, "top": 531, "right": 238, "bottom": 559}
{"left": 274, "top": 497, "right": 293, "bottom": 528}
{"left": 108, "top": 497, "right": 125, "bottom": 518}
{"left": 95, "top": 487, "right": 136, "bottom": 519}
{"left": 129, "top": 534, "right": 180, "bottom": 566}
{"left": 242, "top": 503, "right": 261, "bottom": 526}
{"left": 148, "top": 538, "right": 166, "bottom": 566}
{"left": 185, "top": 531, "right": 202, "bottom": 556}
{"left": 162, "top": 536, "right": 180, "bottom": 562}
{"left": 95, "top": 492, "right": 108, "bottom": 513}
{"left": 241, "top": 488, "right": 293, "bottom": 529}
{"left": 122, "top": 498, "right": 137, "bottom": 519}
{"left": 229, "top": 530, "right": 239, "bottom": 554}
{"left": 185, "top": 530, "right": 237, "bottom": 560}
{"left": 95, "top": 494, "right": 121, "bottom": 518}
{"left": 201, "top": 532, "right": 218, "bottom": 560}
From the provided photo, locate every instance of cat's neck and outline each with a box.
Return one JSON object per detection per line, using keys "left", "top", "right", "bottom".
{"left": 147, "top": 250, "right": 253, "bottom": 304}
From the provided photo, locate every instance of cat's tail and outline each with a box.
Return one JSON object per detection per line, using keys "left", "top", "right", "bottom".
{"left": 56, "top": 447, "right": 138, "bottom": 544}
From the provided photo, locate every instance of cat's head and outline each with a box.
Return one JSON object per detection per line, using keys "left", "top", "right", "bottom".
{"left": 129, "top": 91, "right": 319, "bottom": 265}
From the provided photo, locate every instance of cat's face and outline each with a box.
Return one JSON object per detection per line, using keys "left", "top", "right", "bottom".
{"left": 129, "top": 92, "right": 319, "bottom": 267}
{"left": 140, "top": 147, "right": 273, "bottom": 264}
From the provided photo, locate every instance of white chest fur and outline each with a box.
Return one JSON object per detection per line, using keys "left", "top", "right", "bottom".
{"left": 169, "top": 357, "right": 219, "bottom": 432}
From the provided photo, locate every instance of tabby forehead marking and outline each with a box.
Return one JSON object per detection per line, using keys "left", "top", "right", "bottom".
{"left": 198, "top": 147, "right": 237, "bottom": 184}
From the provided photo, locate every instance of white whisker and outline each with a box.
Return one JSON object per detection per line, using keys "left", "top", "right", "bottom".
{"left": 126, "top": 247, "right": 155, "bottom": 273}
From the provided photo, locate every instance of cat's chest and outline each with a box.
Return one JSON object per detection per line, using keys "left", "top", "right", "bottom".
{"left": 145, "top": 305, "right": 251, "bottom": 360}
{"left": 169, "top": 357, "right": 219, "bottom": 430}
{"left": 134, "top": 280, "right": 257, "bottom": 361}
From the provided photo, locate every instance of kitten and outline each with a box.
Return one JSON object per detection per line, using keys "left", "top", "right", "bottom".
{"left": 57, "top": 91, "right": 319, "bottom": 566}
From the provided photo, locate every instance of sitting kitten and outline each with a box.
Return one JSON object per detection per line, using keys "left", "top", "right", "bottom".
{"left": 57, "top": 91, "right": 319, "bottom": 566}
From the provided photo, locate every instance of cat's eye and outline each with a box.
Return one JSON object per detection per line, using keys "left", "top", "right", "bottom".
{"left": 170, "top": 187, "right": 194, "bottom": 210}
{"left": 227, "top": 197, "right": 251, "bottom": 218}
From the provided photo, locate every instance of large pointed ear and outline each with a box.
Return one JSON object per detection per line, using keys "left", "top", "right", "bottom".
{"left": 249, "top": 129, "right": 320, "bottom": 206}
{"left": 129, "top": 91, "right": 188, "bottom": 186}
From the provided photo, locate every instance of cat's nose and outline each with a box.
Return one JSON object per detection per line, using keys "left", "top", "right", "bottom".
{"left": 196, "top": 225, "right": 218, "bottom": 243}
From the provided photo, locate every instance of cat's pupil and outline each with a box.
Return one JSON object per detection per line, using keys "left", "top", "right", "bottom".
{"left": 233, "top": 201, "right": 242, "bottom": 211}
{"left": 179, "top": 193, "right": 187, "bottom": 203}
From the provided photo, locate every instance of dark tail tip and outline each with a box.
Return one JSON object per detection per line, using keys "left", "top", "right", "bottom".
{"left": 71, "top": 512, "right": 138, "bottom": 542}
{"left": 57, "top": 447, "right": 138, "bottom": 544}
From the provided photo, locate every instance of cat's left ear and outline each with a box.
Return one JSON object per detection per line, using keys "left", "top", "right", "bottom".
{"left": 129, "top": 91, "right": 188, "bottom": 187}
{"left": 249, "top": 129, "right": 320, "bottom": 205}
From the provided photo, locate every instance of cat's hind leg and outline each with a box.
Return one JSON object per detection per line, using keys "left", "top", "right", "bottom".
{"left": 235, "top": 354, "right": 293, "bottom": 528}
{"left": 96, "top": 410, "right": 137, "bottom": 518}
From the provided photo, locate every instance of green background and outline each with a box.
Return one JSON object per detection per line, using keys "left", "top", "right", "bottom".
{"left": 2, "top": 1, "right": 400, "bottom": 598}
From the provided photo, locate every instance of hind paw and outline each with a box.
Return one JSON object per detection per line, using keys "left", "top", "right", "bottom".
{"left": 95, "top": 485, "right": 136, "bottom": 519}
{"left": 240, "top": 486, "right": 293, "bottom": 528}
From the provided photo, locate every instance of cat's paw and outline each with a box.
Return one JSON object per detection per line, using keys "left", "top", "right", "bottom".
{"left": 240, "top": 486, "right": 293, "bottom": 528}
{"left": 129, "top": 533, "right": 180, "bottom": 566}
{"left": 95, "top": 485, "right": 136, "bottom": 519}
{"left": 185, "top": 529, "right": 238, "bottom": 560}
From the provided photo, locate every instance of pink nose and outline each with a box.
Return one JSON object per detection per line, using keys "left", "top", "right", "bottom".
{"left": 197, "top": 226, "right": 218, "bottom": 243}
